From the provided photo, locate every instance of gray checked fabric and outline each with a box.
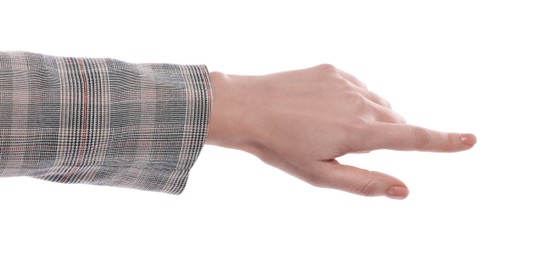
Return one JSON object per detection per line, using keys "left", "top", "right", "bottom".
{"left": 0, "top": 52, "right": 212, "bottom": 194}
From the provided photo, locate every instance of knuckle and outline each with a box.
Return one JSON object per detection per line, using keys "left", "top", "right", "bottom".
{"left": 339, "top": 117, "right": 369, "bottom": 150}
{"left": 413, "top": 127, "right": 432, "bottom": 149}
{"left": 344, "top": 117, "right": 372, "bottom": 138}
{"left": 382, "top": 100, "right": 392, "bottom": 109}
{"left": 330, "top": 77, "right": 350, "bottom": 88}
{"left": 316, "top": 63, "right": 338, "bottom": 74}
{"left": 346, "top": 116, "right": 369, "bottom": 129}
{"left": 445, "top": 133, "right": 458, "bottom": 152}
{"left": 394, "top": 114, "right": 406, "bottom": 124}
{"left": 342, "top": 118, "right": 367, "bottom": 149}
{"left": 357, "top": 179, "right": 376, "bottom": 196}
{"left": 378, "top": 110, "right": 406, "bottom": 124}
{"left": 343, "top": 92, "right": 369, "bottom": 112}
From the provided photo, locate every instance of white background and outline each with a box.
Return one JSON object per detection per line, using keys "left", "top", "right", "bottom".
{"left": 1, "top": 0, "right": 549, "bottom": 259}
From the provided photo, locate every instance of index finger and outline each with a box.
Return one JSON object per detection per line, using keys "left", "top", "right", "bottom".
{"left": 352, "top": 123, "right": 477, "bottom": 153}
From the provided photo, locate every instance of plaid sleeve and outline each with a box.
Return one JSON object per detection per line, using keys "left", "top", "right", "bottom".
{"left": 0, "top": 52, "right": 212, "bottom": 194}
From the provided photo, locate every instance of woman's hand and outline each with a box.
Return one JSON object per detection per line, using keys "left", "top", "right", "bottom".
{"left": 206, "top": 64, "right": 476, "bottom": 199}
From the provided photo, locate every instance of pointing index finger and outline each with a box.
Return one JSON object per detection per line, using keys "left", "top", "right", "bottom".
{"left": 353, "top": 123, "right": 477, "bottom": 153}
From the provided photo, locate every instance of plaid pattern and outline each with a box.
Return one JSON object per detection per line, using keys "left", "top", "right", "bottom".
{"left": 0, "top": 52, "right": 212, "bottom": 194}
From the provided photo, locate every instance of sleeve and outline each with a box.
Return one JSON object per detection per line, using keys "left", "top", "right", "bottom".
{"left": 0, "top": 51, "right": 212, "bottom": 194}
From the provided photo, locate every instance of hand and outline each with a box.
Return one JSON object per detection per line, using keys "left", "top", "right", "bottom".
{"left": 205, "top": 64, "right": 476, "bottom": 199}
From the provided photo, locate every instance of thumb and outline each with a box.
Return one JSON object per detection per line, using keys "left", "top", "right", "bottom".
{"left": 313, "top": 160, "right": 409, "bottom": 200}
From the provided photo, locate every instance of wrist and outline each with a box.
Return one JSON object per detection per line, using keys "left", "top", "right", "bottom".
{"left": 205, "top": 71, "right": 228, "bottom": 146}
{"left": 205, "top": 72, "right": 258, "bottom": 151}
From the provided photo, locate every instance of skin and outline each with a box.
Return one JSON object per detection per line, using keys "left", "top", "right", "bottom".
{"left": 205, "top": 64, "right": 476, "bottom": 200}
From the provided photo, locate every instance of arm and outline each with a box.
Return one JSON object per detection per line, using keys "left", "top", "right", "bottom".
{"left": 206, "top": 64, "right": 476, "bottom": 199}
{"left": 1, "top": 52, "right": 475, "bottom": 198}
{"left": 0, "top": 52, "right": 211, "bottom": 194}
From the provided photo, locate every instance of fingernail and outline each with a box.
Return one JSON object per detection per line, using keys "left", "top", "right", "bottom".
{"left": 459, "top": 133, "right": 477, "bottom": 146}
{"left": 385, "top": 186, "right": 409, "bottom": 200}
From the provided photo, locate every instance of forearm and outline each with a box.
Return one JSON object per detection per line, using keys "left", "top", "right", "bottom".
{"left": 0, "top": 52, "right": 212, "bottom": 194}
